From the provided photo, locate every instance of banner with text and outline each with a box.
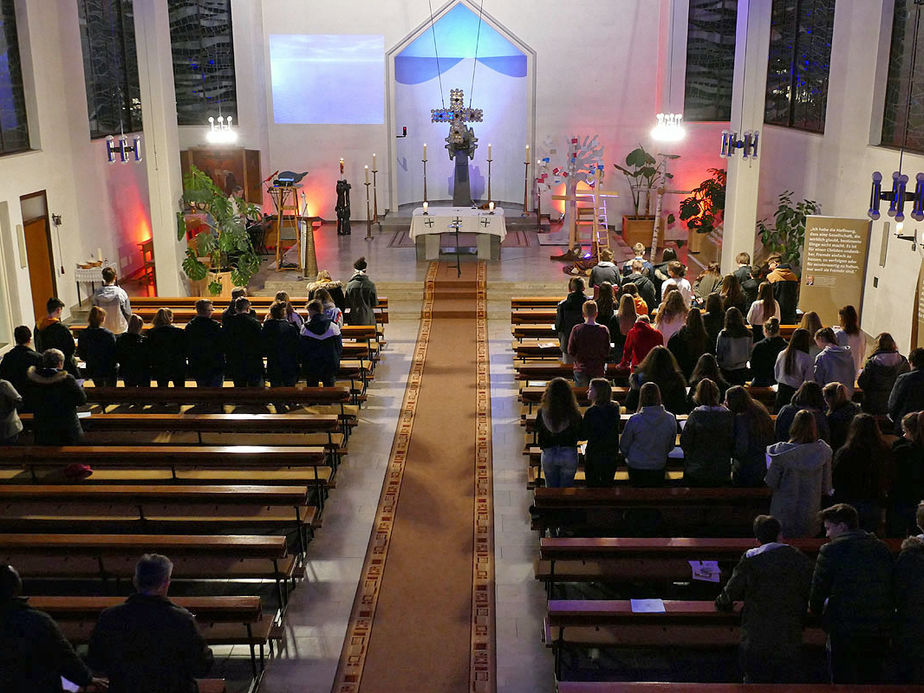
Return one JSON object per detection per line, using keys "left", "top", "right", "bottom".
{"left": 914, "top": 258, "right": 924, "bottom": 349}
{"left": 798, "top": 216, "right": 872, "bottom": 327}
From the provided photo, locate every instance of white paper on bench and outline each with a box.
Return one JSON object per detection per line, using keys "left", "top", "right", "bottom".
{"left": 630, "top": 598, "right": 665, "bottom": 613}
{"left": 689, "top": 560, "right": 721, "bottom": 583}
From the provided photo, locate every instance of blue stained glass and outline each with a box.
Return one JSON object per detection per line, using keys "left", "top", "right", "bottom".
{"left": 683, "top": 0, "right": 737, "bottom": 122}
{"left": 882, "top": 0, "right": 924, "bottom": 153}
{"left": 0, "top": 0, "right": 30, "bottom": 153}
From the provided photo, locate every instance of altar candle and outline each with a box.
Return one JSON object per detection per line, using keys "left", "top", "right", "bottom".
{"left": 372, "top": 153, "right": 376, "bottom": 170}
{"left": 525, "top": 144, "right": 530, "bottom": 160}
{"left": 97, "top": 247, "right": 103, "bottom": 261}
{"left": 489, "top": 201, "right": 495, "bottom": 212}
{"left": 364, "top": 165, "right": 369, "bottom": 184}
{"left": 423, "top": 143, "right": 427, "bottom": 160}
{"left": 488, "top": 143, "right": 492, "bottom": 159}
{"left": 423, "top": 201, "right": 428, "bottom": 213}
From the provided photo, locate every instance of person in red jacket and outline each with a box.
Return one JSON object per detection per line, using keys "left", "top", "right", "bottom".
{"left": 567, "top": 300, "right": 611, "bottom": 386}
{"left": 617, "top": 315, "right": 664, "bottom": 371}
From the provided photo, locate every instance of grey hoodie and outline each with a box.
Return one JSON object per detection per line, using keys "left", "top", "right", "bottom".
{"left": 92, "top": 284, "right": 131, "bottom": 334}
{"left": 813, "top": 345, "right": 856, "bottom": 393}
{"left": 765, "top": 439, "right": 832, "bottom": 538}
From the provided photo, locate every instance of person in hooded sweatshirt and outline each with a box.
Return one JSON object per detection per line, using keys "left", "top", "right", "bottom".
{"left": 262, "top": 301, "right": 300, "bottom": 387}
{"left": 555, "top": 277, "right": 587, "bottom": 364}
{"left": 345, "top": 256, "right": 378, "bottom": 326}
{"left": 91, "top": 266, "right": 132, "bottom": 334}
{"left": 27, "top": 348, "right": 87, "bottom": 445}
{"left": 813, "top": 327, "right": 857, "bottom": 395}
{"left": 34, "top": 297, "right": 79, "bottom": 377}
{"left": 588, "top": 248, "right": 620, "bottom": 291}
{"left": 624, "top": 259, "right": 657, "bottom": 311}
{"left": 300, "top": 299, "right": 343, "bottom": 387}
{"left": 765, "top": 409, "right": 833, "bottom": 538}
{"left": 857, "top": 332, "right": 909, "bottom": 415}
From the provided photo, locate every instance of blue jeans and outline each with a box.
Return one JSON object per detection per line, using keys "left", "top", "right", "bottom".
{"left": 541, "top": 446, "right": 578, "bottom": 488}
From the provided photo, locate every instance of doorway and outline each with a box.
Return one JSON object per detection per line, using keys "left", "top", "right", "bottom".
{"left": 20, "top": 191, "right": 57, "bottom": 324}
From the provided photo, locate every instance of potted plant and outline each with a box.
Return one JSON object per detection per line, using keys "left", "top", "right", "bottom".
{"left": 756, "top": 190, "right": 821, "bottom": 270}
{"left": 614, "top": 145, "right": 675, "bottom": 247}
{"left": 177, "top": 165, "right": 262, "bottom": 297}
{"left": 679, "top": 168, "right": 726, "bottom": 254}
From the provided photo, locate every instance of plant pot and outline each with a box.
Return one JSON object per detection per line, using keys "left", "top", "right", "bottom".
{"left": 191, "top": 270, "right": 234, "bottom": 298}
{"left": 621, "top": 216, "right": 664, "bottom": 249}
{"left": 688, "top": 230, "right": 708, "bottom": 254}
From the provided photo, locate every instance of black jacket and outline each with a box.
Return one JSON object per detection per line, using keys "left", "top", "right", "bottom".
{"left": 749, "top": 336, "right": 787, "bottom": 387}
{"left": 554, "top": 292, "right": 587, "bottom": 342}
{"left": 26, "top": 366, "right": 86, "bottom": 445}
{"left": 0, "top": 345, "right": 42, "bottom": 409}
{"left": 308, "top": 280, "right": 347, "bottom": 311}
{"left": 681, "top": 406, "right": 735, "bottom": 485}
{"left": 299, "top": 315, "right": 343, "bottom": 380}
{"left": 184, "top": 316, "right": 224, "bottom": 379}
{"left": 626, "top": 371, "right": 691, "bottom": 416}
{"left": 147, "top": 325, "right": 187, "bottom": 380}
{"left": 715, "top": 543, "right": 813, "bottom": 650}
{"left": 77, "top": 326, "right": 117, "bottom": 380}
{"left": 623, "top": 272, "right": 656, "bottom": 312}
{"left": 734, "top": 265, "right": 759, "bottom": 305}
{"left": 769, "top": 265, "right": 800, "bottom": 324}
{"left": 589, "top": 262, "right": 620, "bottom": 289}
{"left": 888, "top": 368, "right": 924, "bottom": 433}
{"left": 0, "top": 597, "right": 93, "bottom": 693}
{"left": 115, "top": 332, "right": 150, "bottom": 385}
{"left": 262, "top": 318, "right": 300, "bottom": 382}
{"left": 889, "top": 438, "right": 924, "bottom": 505}
{"left": 809, "top": 530, "right": 894, "bottom": 638}
{"left": 894, "top": 536, "right": 924, "bottom": 655}
{"left": 223, "top": 313, "right": 264, "bottom": 379}
{"left": 702, "top": 311, "right": 723, "bottom": 354}
{"left": 87, "top": 593, "right": 213, "bottom": 693}
{"left": 666, "top": 327, "right": 707, "bottom": 380}
{"left": 857, "top": 351, "right": 910, "bottom": 415}
{"left": 827, "top": 401, "right": 859, "bottom": 453}
{"left": 34, "top": 318, "right": 78, "bottom": 377}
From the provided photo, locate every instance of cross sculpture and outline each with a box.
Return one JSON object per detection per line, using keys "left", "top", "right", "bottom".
{"left": 432, "top": 88, "right": 482, "bottom": 207}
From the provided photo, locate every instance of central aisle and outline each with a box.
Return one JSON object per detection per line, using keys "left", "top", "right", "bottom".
{"left": 334, "top": 261, "right": 495, "bottom": 693}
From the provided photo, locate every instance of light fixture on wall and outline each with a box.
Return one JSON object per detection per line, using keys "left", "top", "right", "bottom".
{"left": 106, "top": 134, "right": 143, "bottom": 164}
{"left": 719, "top": 130, "right": 759, "bottom": 159}
{"left": 651, "top": 4, "right": 685, "bottom": 142}
{"left": 206, "top": 115, "right": 237, "bottom": 144}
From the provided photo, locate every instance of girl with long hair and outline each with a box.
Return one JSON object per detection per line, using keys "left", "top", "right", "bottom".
{"left": 536, "top": 377, "right": 583, "bottom": 488}
{"left": 857, "top": 332, "right": 910, "bottom": 415}
{"left": 774, "top": 327, "right": 814, "bottom": 409}
{"left": 725, "top": 385, "right": 775, "bottom": 486}
{"left": 272, "top": 290, "right": 305, "bottom": 329}
{"left": 688, "top": 352, "right": 730, "bottom": 409}
{"left": 823, "top": 382, "right": 859, "bottom": 453}
{"left": 799, "top": 312, "right": 823, "bottom": 359}
{"left": 667, "top": 307, "right": 709, "bottom": 379}
{"left": 833, "top": 413, "right": 890, "bottom": 531}
{"left": 746, "top": 281, "right": 780, "bottom": 343}
{"left": 693, "top": 262, "right": 722, "bottom": 305}
{"left": 77, "top": 306, "right": 117, "bottom": 387}
{"left": 702, "top": 292, "right": 724, "bottom": 353}
{"left": 719, "top": 274, "right": 747, "bottom": 316}
{"left": 654, "top": 289, "right": 687, "bottom": 342}
{"left": 625, "top": 345, "right": 689, "bottom": 415}
{"left": 888, "top": 412, "right": 924, "bottom": 536}
{"left": 680, "top": 378, "right": 734, "bottom": 486}
{"left": 115, "top": 314, "right": 150, "bottom": 388}
{"left": 750, "top": 318, "right": 786, "bottom": 387}
{"left": 610, "top": 293, "right": 637, "bottom": 361}
{"left": 775, "top": 381, "right": 830, "bottom": 443}
{"left": 834, "top": 304, "right": 865, "bottom": 375}
{"left": 716, "top": 307, "right": 752, "bottom": 385}
{"left": 582, "top": 378, "right": 622, "bottom": 487}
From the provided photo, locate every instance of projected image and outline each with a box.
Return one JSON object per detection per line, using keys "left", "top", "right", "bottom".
{"left": 270, "top": 34, "right": 384, "bottom": 124}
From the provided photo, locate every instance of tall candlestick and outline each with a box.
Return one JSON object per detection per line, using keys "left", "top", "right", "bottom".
{"left": 423, "top": 143, "right": 427, "bottom": 160}
{"left": 525, "top": 144, "right": 530, "bottom": 160}
{"left": 372, "top": 153, "right": 376, "bottom": 170}
{"left": 488, "top": 143, "right": 492, "bottom": 159}
{"left": 364, "top": 165, "right": 369, "bottom": 184}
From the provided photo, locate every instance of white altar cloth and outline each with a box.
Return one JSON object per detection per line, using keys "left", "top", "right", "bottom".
{"left": 408, "top": 206, "right": 507, "bottom": 242}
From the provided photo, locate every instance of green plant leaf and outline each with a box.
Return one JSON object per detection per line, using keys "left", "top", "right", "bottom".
{"left": 208, "top": 280, "right": 223, "bottom": 296}
{"left": 181, "top": 248, "right": 208, "bottom": 281}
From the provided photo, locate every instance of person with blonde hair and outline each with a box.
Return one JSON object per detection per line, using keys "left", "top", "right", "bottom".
{"left": 654, "top": 288, "right": 687, "bottom": 342}
{"left": 536, "top": 377, "right": 583, "bottom": 488}
{"left": 307, "top": 269, "right": 346, "bottom": 310}
{"left": 77, "top": 305, "right": 117, "bottom": 386}
{"left": 799, "top": 311, "right": 823, "bottom": 359}
{"left": 611, "top": 292, "right": 637, "bottom": 362}
{"left": 661, "top": 260, "right": 693, "bottom": 308}
{"left": 746, "top": 281, "right": 781, "bottom": 343}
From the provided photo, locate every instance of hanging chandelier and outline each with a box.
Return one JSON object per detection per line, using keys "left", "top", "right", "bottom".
{"left": 106, "top": 134, "right": 142, "bottom": 164}
{"left": 651, "top": 113, "right": 686, "bottom": 142}
{"left": 206, "top": 115, "right": 237, "bottom": 144}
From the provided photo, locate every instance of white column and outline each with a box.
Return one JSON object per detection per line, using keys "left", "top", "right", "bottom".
{"left": 721, "top": 0, "right": 773, "bottom": 272}
{"left": 133, "top": 1, "right": 186, "bottom": 296}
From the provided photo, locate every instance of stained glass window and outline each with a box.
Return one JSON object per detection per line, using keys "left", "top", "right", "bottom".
{"left": 764, "top": 0, "right": 835, "bottom": 133}
{"left": 77, "top": 0, "right": 142, "bottom": 139}
{"left": 169, "top": 0, "right": 236, "bottom": 127}
{"left": 684, "top": 0, "right": 737, "bottom": 122}
{"left": 0, "top": 0, "right": 30, "bottom": 154}
{"left": 882, "top": 0, "right": 924, "bottom": 153}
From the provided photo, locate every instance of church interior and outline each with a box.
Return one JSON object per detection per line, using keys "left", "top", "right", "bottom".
{"left": 1, "top": 0, "right": 924, "bottom": 691}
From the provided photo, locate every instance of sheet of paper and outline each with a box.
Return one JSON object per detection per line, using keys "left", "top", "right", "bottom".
{"left": 77, "top": 411, "right": 92, "bottom": 419}
{"left": 630, "top": 598, "right": 665, "bottom": 613}
{"left": 61, "top": 678, "right": 81, "bottom": 692}
{"left": 689, "top": 560, "right": 721, "bottom": 583}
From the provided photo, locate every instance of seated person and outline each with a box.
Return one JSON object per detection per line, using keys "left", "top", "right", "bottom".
{"left": 26, "top": 348, "right": 86, "bottom": 446}
{"left": 0, "top": 326, "right": 42, "bottom": 408}
{"left": 34, "top": 297, "right": 79, "bottom": 377}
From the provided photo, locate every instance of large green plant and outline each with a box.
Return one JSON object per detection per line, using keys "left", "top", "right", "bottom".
{"left": 679, "top": 168, "right": 726, "bottom": 234}
{"left": 177, "top": 165, "right": 262, "bottom": 295}
{"left": 613, "top": 146, "right": 675, "bottom": 217}
{"left": 756, "top": 191, "right": 821, "bottom": 267}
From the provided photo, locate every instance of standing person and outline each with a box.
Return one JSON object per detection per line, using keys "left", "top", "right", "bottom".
{"left": 0, "top": 564, "right": 101, "bottom": 692}
{"left": 693, "top": 262, "right": 722, "bottom": 306}
{"left": 765, "top": 409, "right": 833, "bottom": 538}
{"left": 834, "top": 305, "right": 865, "bottom": 375}
{"left": 535, "top": 377, "right": 582, "bottom": 488}
{"left": 799, "top": 312, "right": 824, "bottom": 359}
{"left": 589, "top": 248, "right": 620, "bottom": 290}
{"left": 888, "top": 413, "right": 924, "bottom": 537}
{"left": 733, "top": 252, "right": 759, "bottom": 305}
{"left": 262, "top": 301, "right": 300, "bottom": 387}
{"left": 615, "top": 315, "right": 663, "bottom": 371}
{"left": 653, "top": 289, "right": 687, "bottom": 342}
{"left": 620, "top": 282, "right": 648, "bottom": 316}
{"left": 0, "top": 326, "right": 42, "bottom": 408}
{"left": 716, "top": 307, "right": 752, "bottom": 385}
{"left": 719, "top": 274, "right": 748, "bottom": 317}
{"left": 893, "top": 504, "right": 924, "bottom": 684}
{"left": 775, "top": 381, "right": 830, "bottom": 443}
{"left": 221, "top": 287, "right": 251, "bottom": 327}
{"left": 610, "top": 293, "right": 637, "bottom": 363}
{"left": 91, "top": 266, "right": 132, "bottom": 334}
{"left": 26, "top": 349, "right": 86, "bottom": 445}
{"left": 625, "top": 345, "right": 690, "bottom": 415}
{"left": 307, "top": 269, "right": 346, "bottom": 310}
{"left": 76, "top": 306, "right": 117, "bottom": 387}
{"left": 888, "top": 347, "right": 924, "bottom": 433}
{"left": 814, "top": 327, "right": 857, "bottom": 395}
{"left": 345, "top": 256, "right": 378, "bottom": 326}
{"left": 582, "top": 378, "right": 621, "bottom": 487}
{"left": 314, "top": 287, "right": 344, "bottom": 327}
{"left": 620, "top": 382, "right": 678, "bottom": 487}
{"left": 746, "top": 282, "right": 780, "bottom": 343}
{"left": 88, "top": 554, "right": 214, "bottom": 692}
{"left": 681, "top": 378, "right": 734, "bottom": 486}
{"left": 147, "top": 308, "right": 187, "bottom": 388}
{"left": 555, "top": 277, "right": 588, "bottom": 365}
{"left": 857, "top": 332, "right": 909, "bottom": 415}
{"left": 749, "top": 318, "right": 786, "bottom": 387}
{"left": 767, "top": 253, "right": 800, "bottom": 324}
{"left": 714, "top": 515, "right": 813, "bottom": 683}
{"left": 299, "top": 299, "right": 343, "bottom": 387}
{"left": 809, "top": 504, "right": 894, "bottom": 684}
{"left": 223, "top": 297, "right": 264, "bottom": 387}
{"left": 622, "top": 242, "right": 653, "bottom": 276}
{"left": 567, "top": 300, "right": 610, "bottom": 387}
{"left": 687, "top": 353, "right": 730, "bottom": 410}
{"left": 594, "top": 281, "right": 616, "bottom": 324}
{"left": 833, "top": 414, "right": 889, "bottom": 532}
{"left": 661, "top": 261, "right": 693, "bottom": 308}
{"left": 725, "top": 385, "right": 776, "bottom": 487}
{"left": 701, "top": 293, "right": 724, "bottom": 354}
{"left": 667, "top": 307, "right": 709, "bottom": 380}
{"left": 116, "top": 314, "right": 150, "bottom": 387}
{"left": 651, "top": 247, "right": 677, "bottom": 302}
{"left": 184, "top": 299, "right": 224, "bottom": 388}
{"left": 823, "top": 382, "right": 859, "bottom": 453}
{"left": 34, "top": 298, "right": 79, "bottom": 377}
{"left": 272, "top": 290, "right": 304, "bottom": 329}
{"left": 0, "top": 377, "right": 22, "bottom": 444}
{"left": 624, "top": 260, "right": 657, "bottom": 310}
{"left": 774, "top": 328, "right": 815, "bottom": 409}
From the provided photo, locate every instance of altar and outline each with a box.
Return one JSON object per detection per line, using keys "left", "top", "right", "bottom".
{"left": 408, "top": 206, "right": 507, "bottom": 260}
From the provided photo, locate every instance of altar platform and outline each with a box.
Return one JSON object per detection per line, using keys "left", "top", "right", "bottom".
{"left": 409, "top": 206, "right": 506, "bottom": 260}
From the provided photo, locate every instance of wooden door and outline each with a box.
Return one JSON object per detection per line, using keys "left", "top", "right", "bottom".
{"left": 23, "top": 217, "right": 56, "bottom": 323}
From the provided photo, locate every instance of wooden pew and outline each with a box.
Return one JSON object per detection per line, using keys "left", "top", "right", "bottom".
{"left": 532, "top": 487, "right": 771, "bottom": 537}
{"left": 128, "top": 295, "right": 390, "bottom": 325}
{"left": 514, "top": 362, "right": 629, "bottom": 385}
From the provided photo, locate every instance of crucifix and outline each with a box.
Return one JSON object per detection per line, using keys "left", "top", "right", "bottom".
{"left": 432, "top": 88, "right": 483, "bottom": 207}
{"left": 449, "top": 215, "right": 464, "bottom": 277}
